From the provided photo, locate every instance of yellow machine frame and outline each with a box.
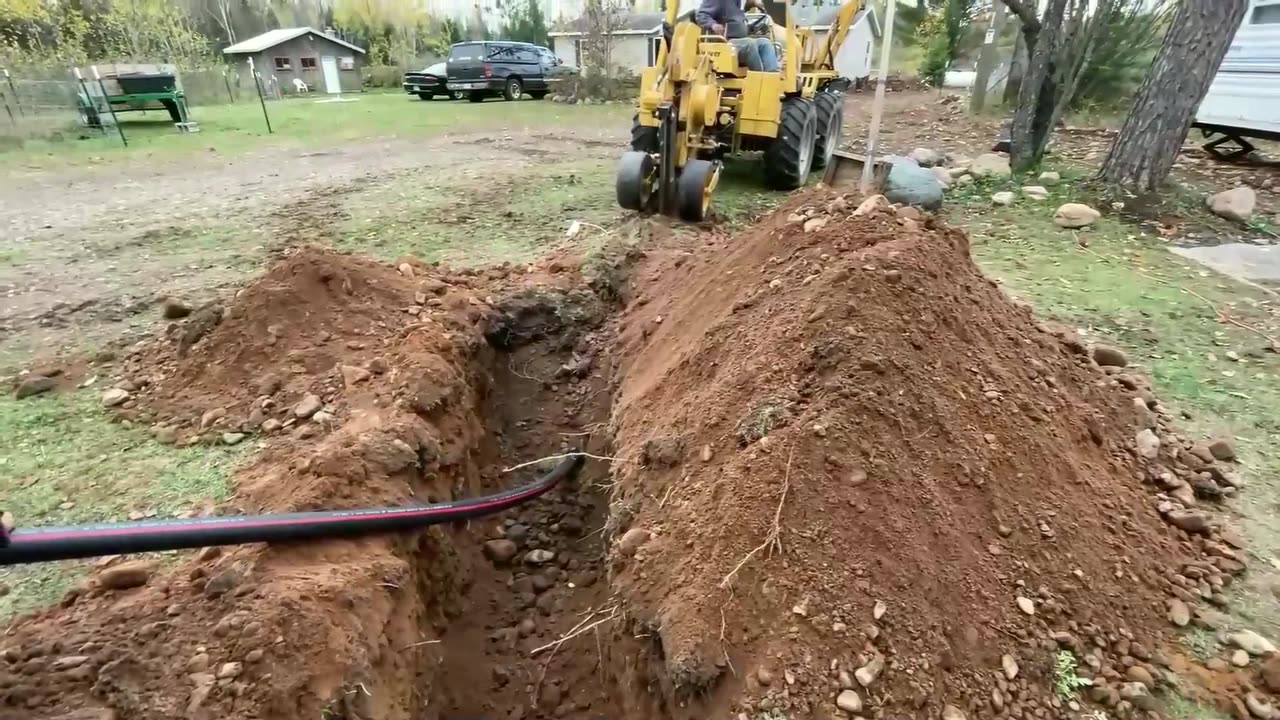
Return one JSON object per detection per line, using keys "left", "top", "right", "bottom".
{"left": 617, "top": 0, "right": 866, "bottom": 221}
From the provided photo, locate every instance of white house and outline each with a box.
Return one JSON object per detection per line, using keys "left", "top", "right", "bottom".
{"left": 1194, "top": 0, "right": 1280, "bottom": 150}
{"left": 549, "top": 4, "right": 879, "bottom": 79}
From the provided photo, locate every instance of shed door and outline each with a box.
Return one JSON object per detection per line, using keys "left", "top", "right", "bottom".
{"left": 321, "top": 56, "right": 341, "bottom": 94}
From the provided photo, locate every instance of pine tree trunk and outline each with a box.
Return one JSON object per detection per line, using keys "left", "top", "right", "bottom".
{"left": 1097, "top": 0, "right": 1248, "bottom": 192}
{"left": 1008, "top": 0, "right": 1067, "bottom": 173}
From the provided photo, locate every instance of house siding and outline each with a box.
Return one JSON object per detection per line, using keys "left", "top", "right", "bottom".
{"left": 238, "top": 34, "right": 363, "bottom": 93}
{"left": 551, "top": 34, "right": 657, "bottom": 74}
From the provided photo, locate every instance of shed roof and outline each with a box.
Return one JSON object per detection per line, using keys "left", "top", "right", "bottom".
{"left": 549, "top": 12, "right": 665, "bottom": 37}
{"left": 223, "top": 27, "right": 366, "bottom": 55}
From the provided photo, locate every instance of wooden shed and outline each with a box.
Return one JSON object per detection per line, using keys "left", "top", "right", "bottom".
{"left": 223, "top": 28, "right": 366, "bottom": 94}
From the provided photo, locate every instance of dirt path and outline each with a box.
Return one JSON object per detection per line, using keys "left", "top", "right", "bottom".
{"left": 0, "top": 126, "right": 624, "bottom": 368}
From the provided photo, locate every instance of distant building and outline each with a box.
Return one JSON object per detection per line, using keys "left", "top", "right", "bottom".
{"left": 223, "top": 28, "right": 366, "bottom": 94}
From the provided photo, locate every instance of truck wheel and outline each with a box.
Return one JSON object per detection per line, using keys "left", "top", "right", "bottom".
{"left": 811, "top": 91, "right": 843, "bottom": 170}
{"left": 762, "top": 97, "right": 817, "bottom": 190}
{"left": 504, "top": 77, "right": 523, "bottom": 100}
{"left": 631, "top": 114, "right": 658, "bottom": 153}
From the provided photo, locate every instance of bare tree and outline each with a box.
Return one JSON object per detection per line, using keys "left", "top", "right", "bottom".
{"left": 206, "top": 0, "right": 238, "bottom": 43}
{"left": 1098, "top": 0, "right": 1247, "bottom": 192}
{"left": 1005, "top": 0, "right": 1068, "bottom": 172}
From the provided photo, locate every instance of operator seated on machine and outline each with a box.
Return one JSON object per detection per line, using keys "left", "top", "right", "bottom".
{"left": 694, "top": 0, "right": 780, "bottom": 72}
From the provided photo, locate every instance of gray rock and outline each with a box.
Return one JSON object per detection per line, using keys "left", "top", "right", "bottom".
{"left": 484, "top": 539, "right": 518, "bottom": 564}
{"left": 619, "top": 527, "right": 651, "bottom": 555}
{"left": 1247, "top": 693, "right": 1278, "bottom": 720}
{"left": 1022, "top": 185, "right": 1049, "bottom": 200}
{"left": 1168, "top": 599, "right": 1191, "bottom": 627}
{"left": 836, "top": 689, "right": 863, "bottom": 714}
{"left": 931, "top": 166, "right": 953, "bottom": 188}
{"left": 101, "top": 388, "right": 131, "bottom": 407}
{"left": 907, "top": 147, "right": 942, "bottom": 167}
{"left": 525, "top": 549, "right": 556, "bottom": 565}
{"left": 1038, "top": 171, "right": 1061, "bottom": 186}
{"left": 992, "top": 191, "right": 1015, "bottom": 206}
{"left": 1054, "top": 203, "right": 1101, "bottom": 228}
{"left": 221, "top": 432, "right": 245, "bottom": 446}
{"left": 969, "top": 153, "right": 1012, "bottom": 178}
{"left": 884, "top": 158, "right": 944, "bottom": 210}
{"left": 1230, "top": 630, "right": 1277, "bottom": 656}
{"left": 1120, "top": 681, "right": 1157, "bottom": 711}
{"left": 1135, "top": 429, "right": 1161, "bottom": 459}
{"left": 941, "top": 705, "right": 968, "bottom": 720}
{"left": 1092, "top": 344, "right": 1128, "bottom": 367}
{"left": 1165, "top": 509, "right": 1210, "bottom": 534}
{"left": 1208, "top": 187, "right": 1257, "bottom": 223}
{"left": 854, "top": 654, "right": 884, "bottom": 687}
{"left": 15, "top": 375, "right": 56, "bottom": 399}
{"left": 293, "top": 393, "right": 323, "bottom": 418}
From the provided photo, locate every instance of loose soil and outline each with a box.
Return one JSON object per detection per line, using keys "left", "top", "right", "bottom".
{"left": 0, "top": 191, "right": 1265, "bottom": 720}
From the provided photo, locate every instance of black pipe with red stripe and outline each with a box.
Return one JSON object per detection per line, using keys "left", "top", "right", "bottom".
{"left": 0, "top": 453, "right": 583, "bottom": 566}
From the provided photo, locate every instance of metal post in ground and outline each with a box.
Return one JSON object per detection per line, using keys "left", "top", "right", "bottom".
{"left": 223, "top": 68, "right": 234, "bottom": 103}
{"left": 91, "top": 65, "right": 127, "bottom": 147}
{"left": 3, "top": 69, "right": 22, "bottom": 118}
{"left": 860, "top": 0, "right": 897, "bottom": 194}
{"left": 248, "top": 58, "right": 272, "bottom": 134}
{"left": 970, "top": 1, "right": 1007, "bottom": 114}
{"left": 72, "top": 67, "right": 101, "bottom": 134}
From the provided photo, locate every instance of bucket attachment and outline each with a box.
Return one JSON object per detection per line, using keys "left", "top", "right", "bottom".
{"left": 822, "top": 151, "right": 890, "bottom": 194}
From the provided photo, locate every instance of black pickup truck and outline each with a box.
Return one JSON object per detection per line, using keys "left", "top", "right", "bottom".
{"left": 445, "top": 41, "right": 577, "bottom": 102}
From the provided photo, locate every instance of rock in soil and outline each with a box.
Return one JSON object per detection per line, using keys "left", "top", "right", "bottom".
{"left": 1210, "top": 438, "right": 1237, "bottom": 461}
{"left": 1260, "top": 655, "right": 1280, "bottom": 693}
{"left": 98, "top": 560, "right": 154, "bottom": 590}
{"left": 483, "top": 539, "right": 519, "bottom": 564}
{"left": 162, "top": 297, "right": 193, "bottom": 319}
{"left": 1168, "top": 599, "right": 1191, "bottom": 627}
{"left": 293, "top": 393, "right": 323, "bottom": 419}
{"left": 618, "top": 527, "right": 651, "bottom": 555}
{"left": 1054, "top": 203, "right": 1101, "bottom": 228}
{"left": 836, "top": 689, "right": 863, "bottom": 713}
{"left": 101, "top": 388, "right": 131, "bottom": 407}
{"left": 1208, "top": 187, "right": 1257, "bottom": 223}
{"left": 1231, "top": 630, "right": 1277, "bottom": 656}
{"left": 14, "top": 374, "right": 56, "bottom": 399}
{"left": 1091, "top": 344, "right": 1128, "bottom": 368}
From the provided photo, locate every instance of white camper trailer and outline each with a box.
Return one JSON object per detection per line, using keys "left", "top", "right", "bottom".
{"left": 1193, "top": 0, "right": 1280, "bottom": 159}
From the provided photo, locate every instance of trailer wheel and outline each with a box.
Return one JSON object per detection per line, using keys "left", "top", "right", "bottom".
{"left": 812, "top": 91, "right": 843, "bottom": 170}
{"left": 763, "top": 97, "right": 817, "bottom": 190}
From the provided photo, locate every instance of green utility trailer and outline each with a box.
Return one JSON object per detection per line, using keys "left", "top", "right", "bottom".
{"left": 76, "top": 63, "right": 196, "bottom": 131}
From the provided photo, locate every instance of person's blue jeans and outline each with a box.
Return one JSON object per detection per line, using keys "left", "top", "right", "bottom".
{"left": 731, "top": 37, "right": 779, "bottom": 72}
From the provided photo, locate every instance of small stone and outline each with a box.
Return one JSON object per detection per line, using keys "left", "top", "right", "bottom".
{"left": 221, "top": 432, "right": 245, "bottom": 446}
{"left": 837, "top": 669, "right": 854, "bottom": 688}
{"left": 992, "top": 191, "right": 1015, "bottom": 206}
{"left": 1209, "top": 439, "right": 1236, "bottom": 461}
{"left": 99, "top": 560, "right": 154, "bottom": 590}
{"left": 1092, "top": 344, "right": 1128, "bottom": 367}
{"left": 1120, "top": 682, "right": 1157, "bottom": 711}
{"left": 970, "top": 153, "right": 1011, "bottom": 179}
{"left": 216, "top": 662, "right": 242, "bottom": 679}
{"left": 1168, "top": 599, "right": 1191, "bottom": 627}
{"left": 853, "top": 195, "right": 889, "bottom": 216}
{"left": 1230, "top": 630, "right": 1276, "bottom": 656}
{"left": 1233, "top": 649, "right": 1251, "bottom": 667}
{"left": 756, "top": 667, "right": 773, "bottom": 686}
{"left": 618, "top": 528, "right": 651, "bottom": 556}
{"left": 907, "top": 147, "right": 941, "bottom": 167}
{"left": 51, "top": 655, "right": 89, "bottom": 670}
{"left": 854, "top": 654, "right": 884, "bottom": 687}
{"left": 341, "top": 365, "right": 371, "bottom": 388}
{"left": 1166, "top": 509, "right": 1210, "bottom": 534}
{"left": 1022, "top": 185, "right": 1049, "bottom": 200}
{"left": 700, "top": 444, "right": 713, "bottom": 462}
{"left": 1125, "top": 665, "right": 1154, "bottom": 688}
{"left": 484, "top": 539, "right": 518, "bottom": 564}
{"left": 199, "top": 407, "right": 226, "bottom": 430}
{"left": 836, "top": 689, "right": 863, "bottom": 714}
{"left": 261, "top": 418, "right": 282, "bottom": 433}
{"left": 293, "top": 394, "right": 323, "bottom": 418}
{"left": 187, "top": 653, "right": 210, "bottom": 672}
{"left": 245, "top": 649, "right": 265, "bottom": 663}
{"left": 162, "top": 298, "right": 192, "bottom": 319}
{"left": 14, "top": 375, "right": 56, "bottom": 399}
{"left": 188, "top": 680, "right": 214, "bottom": 713}
{"left": 804, "top": 217, "right": 829, "bottom": 233}
{"left": 1054, "top": 203, "right": 1101, "bottom": 228}
{"left": 1247, "top": 693, "right": 1278, "bottom": 720}
{"left": 398, "top": 262, "right": 415, "bottom": 278}
{"left": 1016, "top": 596, "right": 1035, "bottom": 615}
{"left": 873, "top": 600, "right": 886, "bottom": 620}
{"left": 311, "top": 410, "right": 334, "bottom": 425}
{"left": 1135, "top": 429, "right": 1161, "bottom": 459}
{"left": 525, "top": 549, "right": 555, "bottom": 565}
{"left": 941, "top": 705, "right": 968, "bottom": 720}
{"left": 101, "top": 388, "right": 130, "bottom": 407}
{"left": 1260, "top": 655, "right": 1280, "bottom": 692}
{"left": 368, "top": 357, "right": 389, "bottom": 374}
{"left": 1001, "top": 654, "right": 1019, "bottom": 680}
{"left": 1038, "top": 171, "right": 1061, "bottom": 186}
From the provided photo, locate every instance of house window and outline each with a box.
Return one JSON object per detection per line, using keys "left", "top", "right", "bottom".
{"left": 273, "top": 57, "right": 291, "bottom": 70}
{"left": 648, "top": 36, "right": 663, "bottom": 66}
{"left": 1254, "top": 1, "right": 1280, "bottom": 24}
{"left": 574, "top": 38, "right": 586, "bottom": 68}
{"left": 339, "top": 56, "right": 356, "bottom": 70}
{"left": 300, "top": 57, "right": 317, "bottom": 69}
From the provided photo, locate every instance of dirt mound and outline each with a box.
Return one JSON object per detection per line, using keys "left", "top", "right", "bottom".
{"left": 603, "top": 191, "right": 1248, "bottom": 718}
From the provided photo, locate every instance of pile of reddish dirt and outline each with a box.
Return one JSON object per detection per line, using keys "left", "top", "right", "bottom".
{"left": 601, "top": 191, "right": 1252, "bottom": 719}
{"left": 0, "top": 246, "right": 627, "bottom": 720}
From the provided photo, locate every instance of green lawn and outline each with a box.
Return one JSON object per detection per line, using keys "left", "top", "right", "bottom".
{"left": 6, "top": 91, "right": 628, "bottom": 169}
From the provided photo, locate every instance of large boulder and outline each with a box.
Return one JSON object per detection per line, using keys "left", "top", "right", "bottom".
{"left": 969, "top": 153, "right": 1012, "bottom": 179}
{"left": 1208, "top": 186, "right": 1257, "bottom": 223}
{"left": 884, "top": 158, "right": 945, "bottom": 210}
